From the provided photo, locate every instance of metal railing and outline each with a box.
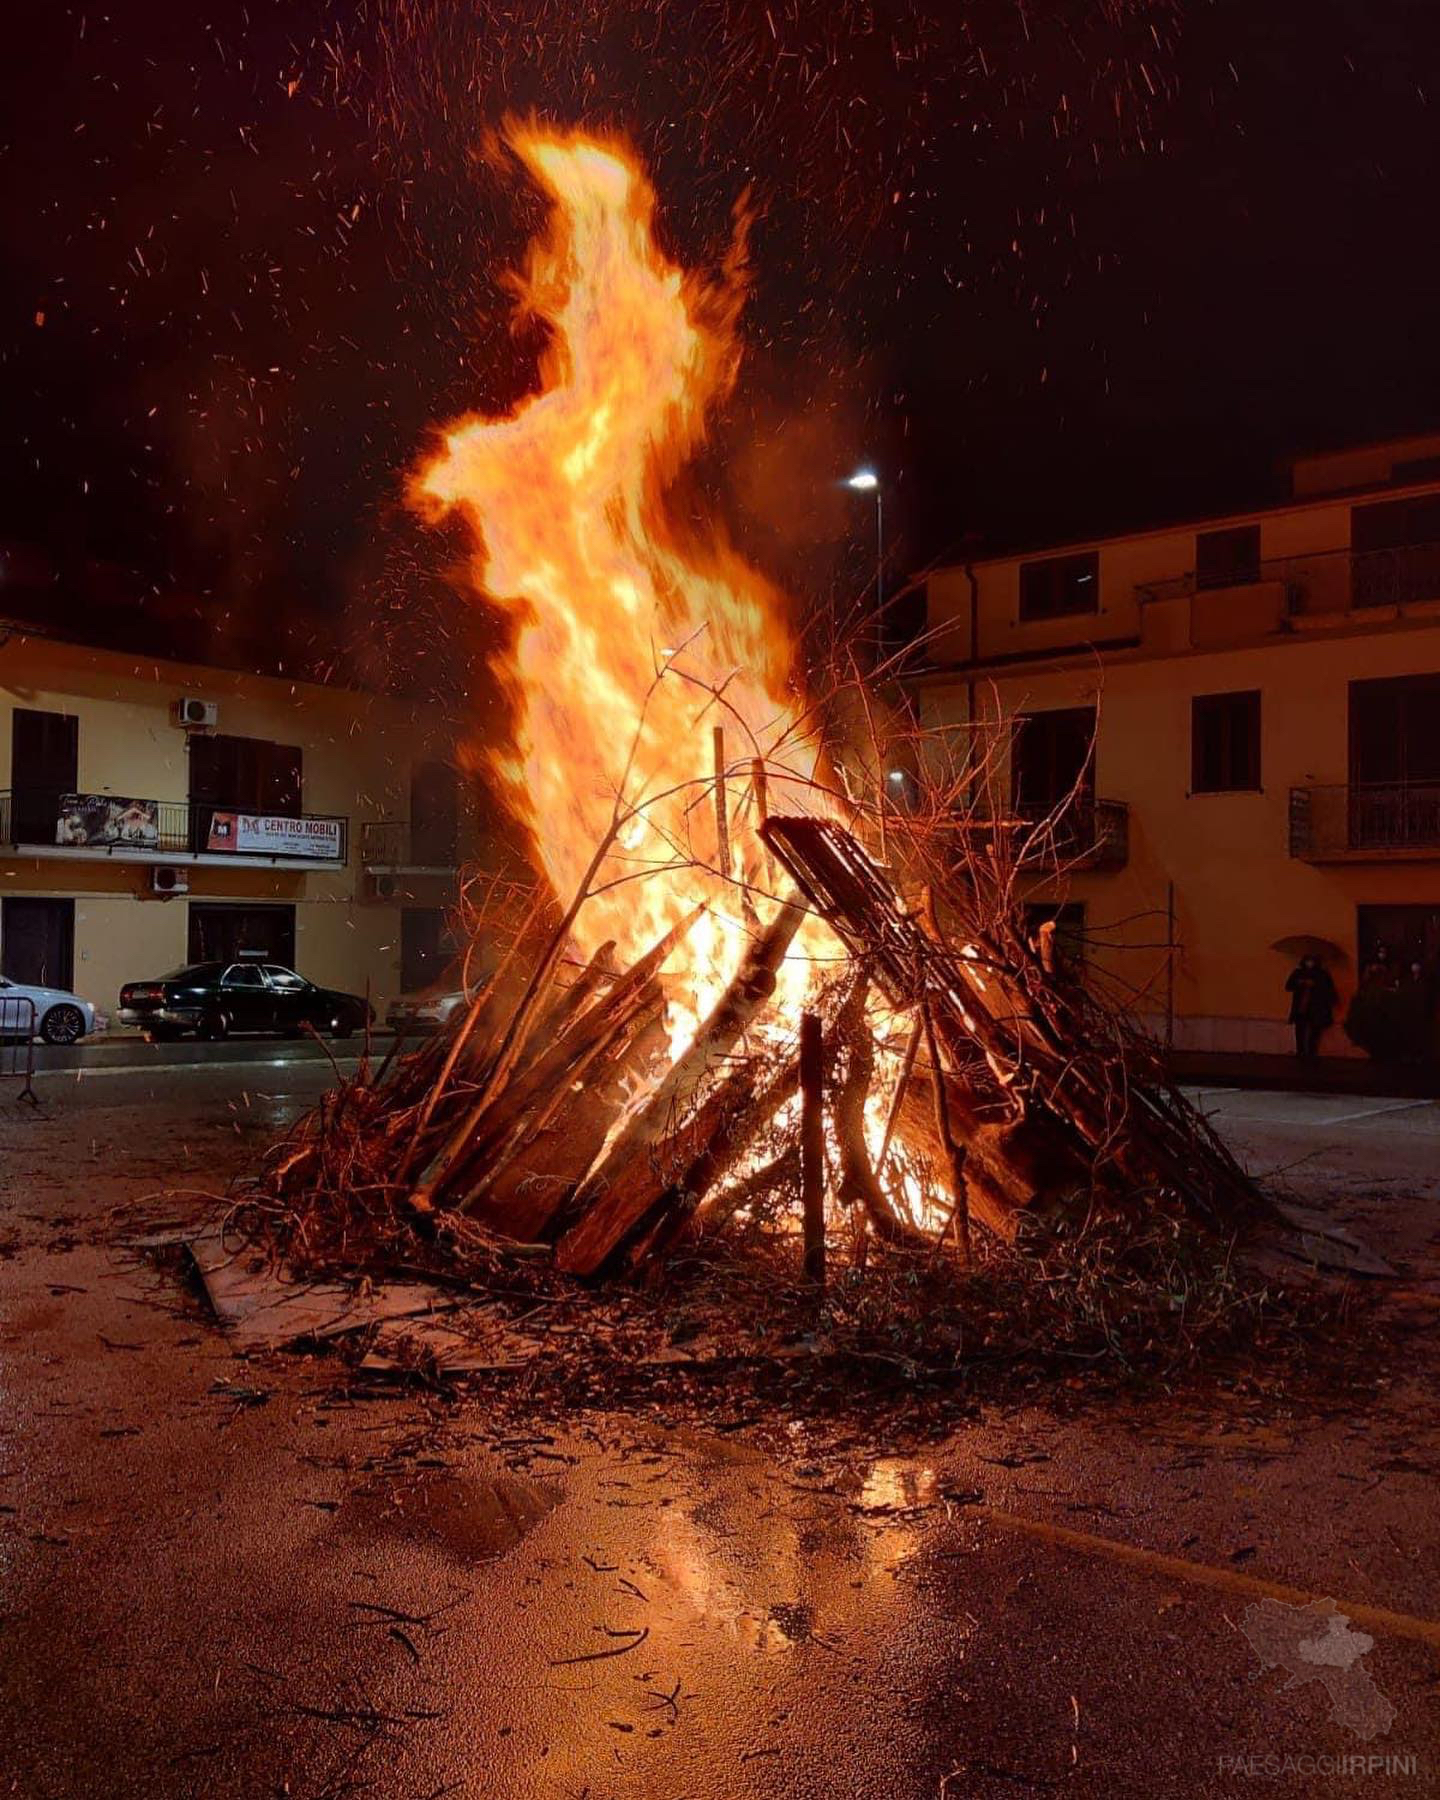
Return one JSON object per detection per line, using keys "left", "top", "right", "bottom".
{"left": 952, "top": 797, "right": 1129, "bottom": 872}
{"left": 0, "top": 789, "right": 348, "bottom": 863}
{"left": 1290, "top": 783, "right": 1440, "bottom": 858}
{"left": 1138, "top": 542, "right": 1440, "bottom": 616}
{"left": 359, "top": 819, "right": 458, "bottom": 868}
{"left": 0, "top": 996, "right": 38, "bottom": 1104}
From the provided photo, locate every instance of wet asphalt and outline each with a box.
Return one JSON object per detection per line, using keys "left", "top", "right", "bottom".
{"left": 1, "top": 1067, "right": 1437, "bottom": 1797}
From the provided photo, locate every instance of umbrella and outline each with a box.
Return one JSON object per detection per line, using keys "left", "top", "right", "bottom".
{"left": 1271, "top": 934, "right": 1347, "bottom": 963}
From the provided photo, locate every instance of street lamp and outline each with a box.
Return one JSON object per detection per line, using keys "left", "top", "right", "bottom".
{"left": 846, "top": 466, "right": 891, "bottom": 858}
{"left": 845, "top": 466, "right": 883, "bottom": 624}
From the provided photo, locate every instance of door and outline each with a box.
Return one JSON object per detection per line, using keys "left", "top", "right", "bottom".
{"left": 401, "top": 907, "right": 450, "bottom": 992}
{"left": 1348, "top": 674, "right": 1440, "bottom": 847}
{"left": 217, "top": 963, "right": 275, "bottom": 1033}
{"left": 1358, "top": 905, "right": 1440, "bottom": 971}
{"left": 1012, "top": 707, "right": 1096, "bottom": 817}
{"left": 410, "top": 762, "right": 459, "bottom": 866}
{"left": 1352, "top": 496, "right": 1440, "bottom": 605}
{"left": 11, "top": 709, "right": 79, "bottom": 845}
{"left": 262, "top": 963, "right": 311, "bottom": 1032}
{"left": 188, "top": 734, "right": 303, "bottom": 852}
{"left": 1, "top": 898, "right": 75, "bottom": 988}
{"left": 187, "top": 902, "right": 297, "bottom": 968}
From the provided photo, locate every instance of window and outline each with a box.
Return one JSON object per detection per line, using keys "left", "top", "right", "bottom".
{"left": 1191, "top": 691, "right": 1261, "bottom": 793}
{"left": 1195, "top": 524, "right": 1260, "bottom": 591}
{"left": 263, "top": 965, "right": 306, "bottom": 991}
{"left": 1352, "top": 496, "right": 1440, "bottom": 605}
{"left": 1391, "top": 456, "right": 1440, "bottom": 484}
{"left": 1019, "top": 551, "right": 1099, "bottom": 622}
{"left": 410, "top": 762, "right": 459, "bottom": 866}
{"left": 221, "top": 964, "right": 268, "bottom": 989}
{"left": 1353, "top": 495, "right": 1440, "bottom": 552}
{"left": 1012, "top": 707, "right": 1097, "bottom": 814}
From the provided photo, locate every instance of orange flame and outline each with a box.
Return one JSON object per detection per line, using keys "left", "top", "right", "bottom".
{"left": 414, "top": 124, "right": 825, "bottom": 1044}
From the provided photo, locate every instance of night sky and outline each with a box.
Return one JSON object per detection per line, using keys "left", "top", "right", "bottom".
{"left": 3, "top": 0, "right": 1439, "bottom": 686}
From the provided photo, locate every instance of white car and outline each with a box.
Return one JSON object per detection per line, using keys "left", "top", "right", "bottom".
{"left": 385, "top": 986, "right": 466, "bottom": 1035}
{"left": 0, "top": 975, "right": 101, "bottom": 1045}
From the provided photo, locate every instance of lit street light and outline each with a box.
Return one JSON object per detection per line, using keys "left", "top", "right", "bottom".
{"left": 845, "top": 466, "right": 884, "bottom": 637}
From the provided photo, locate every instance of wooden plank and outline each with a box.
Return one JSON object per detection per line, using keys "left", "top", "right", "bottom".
{"left": 800, "top": 1011, "right": 826, "bottom": 1287}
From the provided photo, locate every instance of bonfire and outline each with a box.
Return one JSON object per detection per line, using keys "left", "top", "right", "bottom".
{"left": 242, "top": 124, "right": 1270, "bottom": 1322}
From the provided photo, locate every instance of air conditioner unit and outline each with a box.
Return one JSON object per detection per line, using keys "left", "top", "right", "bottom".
{"left": 175, "top": 697, "right": 218, "bottom": 731}
{"left": 366, "top": 870, "right": 401, "bottom": 902}
{"left": 152, "top": 865, "right": 189, "bottom": 897}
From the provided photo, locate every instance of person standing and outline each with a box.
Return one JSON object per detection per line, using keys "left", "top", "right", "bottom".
{"left": 1286, "top": 953, "right": 1338, "bottom": 1060}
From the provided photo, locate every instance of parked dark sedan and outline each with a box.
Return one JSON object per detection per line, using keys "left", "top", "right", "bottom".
{"left": 118, "top": 959, "right": 372, "bottom": 1041}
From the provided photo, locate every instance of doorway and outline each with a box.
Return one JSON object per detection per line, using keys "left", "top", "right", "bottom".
{"left": 1011, "top": 707, "right": 1096, "bottom": 816}
{"left": 1358, "top": 905, "right": 1440, "bottom": 972}
{"left": 187, "top": 902, "right": 296, "bottom": 968}
{"left": 1, "top": 898, "right": 75, "bottom": 988}
{"left": 188, "top": 734, "right": 303, "bottom": 853}
{"left": 10, "top": 709, "right": 79, "bottom": 846}
{"left": 1348, "top": 674, "right": 1440, "bottom": 848}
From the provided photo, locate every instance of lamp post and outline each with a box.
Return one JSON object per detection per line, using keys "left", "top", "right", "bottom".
{"left": 845, "top": 467, "right": 883, "bottom": 639}
{"left": 846, "top": 466, "right": 889, "bottom": 858}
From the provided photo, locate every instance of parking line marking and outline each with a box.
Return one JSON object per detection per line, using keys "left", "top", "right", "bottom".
{"left": 968, "top": 1504, "right": 1440, "bottom": 1650}
{"left": 1324, "top": 1099, "right": 1436, "bottom": 1127}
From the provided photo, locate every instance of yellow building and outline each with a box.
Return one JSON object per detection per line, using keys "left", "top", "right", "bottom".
{"left": 0, "top": 622, "right": 492, "bottom": 1024}
{"left": 916, "top": 434, "right": 1440, "bottom": 1058}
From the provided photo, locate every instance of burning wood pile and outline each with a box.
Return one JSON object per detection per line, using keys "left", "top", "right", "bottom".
{"left": 253, "top": 782, "right": 1267, "bottom": 1292}
{"left": 244, "top": 124, "right": 1270, "bottom": 1300}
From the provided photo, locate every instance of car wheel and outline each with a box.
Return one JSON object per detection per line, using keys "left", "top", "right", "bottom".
{"left": 40, "top": 1004, "right": 86, "bottom": 1045}
{"left": 329, "top": 1012, "right": 355, "bottom": 1040}
{"left": 198, "top": 1009, "right": 229, "bottom": 1042}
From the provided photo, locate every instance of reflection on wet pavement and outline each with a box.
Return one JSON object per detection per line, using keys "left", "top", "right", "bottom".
{"left": 337, "top": 1468, "right": 561, "bottom": 1563}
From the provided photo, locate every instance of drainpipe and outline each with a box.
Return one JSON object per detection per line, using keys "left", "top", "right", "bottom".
{"left": 963, "top": 561, "right": 980, "bottom": 762}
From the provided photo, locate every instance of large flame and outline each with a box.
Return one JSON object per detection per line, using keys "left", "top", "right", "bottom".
{"left": 414, "top": 124, "right": 825, "bottom": 1044}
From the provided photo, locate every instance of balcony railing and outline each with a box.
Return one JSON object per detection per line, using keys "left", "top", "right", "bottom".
{"left": 1138, "top": 542, "right": 1440, "bottom": 617}
{"left": 952, "top": 797, "right": 1129, "bottom": 872}
{"left": 359, "top": 819, "right": 459, "bottom": 869}
{"left": 1289, "top": 783, "right": 1440, "bottom": 860}
{"left": 0, "top": 789, "right": 348, "bottom": 864}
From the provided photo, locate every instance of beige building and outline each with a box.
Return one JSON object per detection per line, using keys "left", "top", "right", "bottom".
{"left": 0, "top": 624, "right": 491, "bottom": 1023}
{"left": 916, "top": 433, "right": 1440, "bottom": 1057}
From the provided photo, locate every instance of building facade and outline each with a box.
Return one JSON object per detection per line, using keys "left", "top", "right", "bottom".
{"left": 0, "top": 625, "right": 493, "bottom": 1022}
{"left": 917, "top": 433, "right": 1440, "bottom": 1057}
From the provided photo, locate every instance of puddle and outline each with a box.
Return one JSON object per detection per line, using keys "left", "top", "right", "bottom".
{"left": 337, "top": 1468, "right": 561, "bottom": 1563}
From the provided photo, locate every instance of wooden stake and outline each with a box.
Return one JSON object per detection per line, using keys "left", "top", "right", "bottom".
{"left": 712, "top": 725, "right": 731, "bottom": 880}
{"left": 800, "top": 1010, "right": 826, "bottom": 1288}
{"left": 750, "top": 756, "right": 769, "bottom": 825}
{"left": 921, "top": 999, "right": 971, "bottom": 1264}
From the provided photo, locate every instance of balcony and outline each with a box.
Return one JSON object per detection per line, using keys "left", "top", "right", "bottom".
{"left": 1138, "top": 543, "right": 1440, "bottom": 624}
{"left": 0, "top": 789, "right": 348, "bottom": 866}
{"left": 360, "top": 819, "right": 459, "bottom": 871}
{"left": 1289, "top": 783, "right": 1440, "bottom": 861}
{"left": 952, "top": 798, "right": 1130, "bottom": 873}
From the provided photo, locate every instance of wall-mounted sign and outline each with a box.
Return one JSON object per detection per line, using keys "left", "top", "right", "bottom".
{"left": 57, "top": 793, "right": 160, "bottom": 849}
{"left": 207, "top": 811, "right": 343, "bottom": 861}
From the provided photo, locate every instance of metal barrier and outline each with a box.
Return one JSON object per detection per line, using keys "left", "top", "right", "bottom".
{"left": 0, "top": 995, "right": 38, "bottom": 1105}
